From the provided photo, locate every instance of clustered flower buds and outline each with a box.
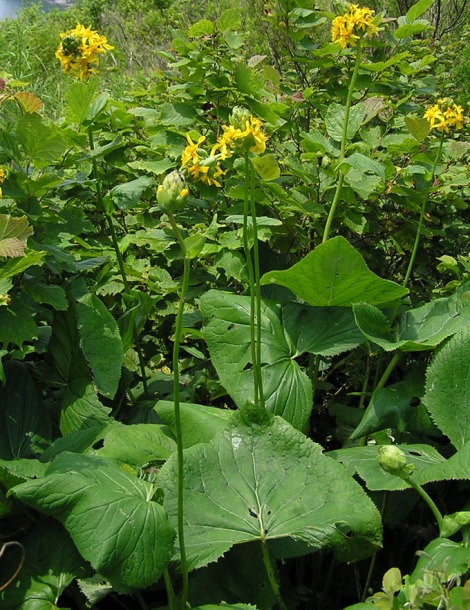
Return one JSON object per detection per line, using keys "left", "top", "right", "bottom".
{"left": 56, "top": 24, "right": 113, "bottom": 81}
{"left": 423, "top": 98, "right": 464, "bottom": 132}
{"left": 157, "top": 171, "right": 189, "bottom": 214}
{"left": 331, "top": 4, "right": 379, "bottom": 48}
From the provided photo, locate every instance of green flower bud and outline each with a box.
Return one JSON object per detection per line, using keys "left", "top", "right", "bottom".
{"left": 157, "top": 170, "right": 189, "bottom": 214}
{"left": 377, "top": 445, "right": 413, "bottom": 478}
{"left": 61, "top": 34, "right": 81, "bottom": 57}
{"left": 229, "top": 106, "right": 251, "bottom": 131}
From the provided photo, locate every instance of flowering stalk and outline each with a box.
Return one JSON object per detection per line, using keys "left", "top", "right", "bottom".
{"left": 402, "top": 131, "right": 445, "bottom": 289}
{"left": 167, "top": 215, "right": 190, "bottom": 606}
{"left": 87, "top": 126, "right": 149, "bottom": 397}
{"left": 322, "top": 43, "right": 363, "bottom": 243}
{"left": 243, "top": 154, "right": 265, "bottom": 408}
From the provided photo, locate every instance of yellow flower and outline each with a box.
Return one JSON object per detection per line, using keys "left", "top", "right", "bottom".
{"left": 181, "top": 134, "right": 206, "bottom": 167}
{"left": 218, "top": 112, "right": 268, "bottom": 154}
{"left": 331, "top": 4, "right": 378, "bottom": 48}
{"left": 0, "top": 167, "right": 5, "bottom": 198}
{"left": 56, "top": 23, "right": 113, "bottom": 81}
{"left": 424, "top": 98, "right": 465, "bottom": 132}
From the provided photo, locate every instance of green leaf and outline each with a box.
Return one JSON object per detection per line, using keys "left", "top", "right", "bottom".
{"left": 0, "top": 520, "right": 87, "bottom": 609}
{"left": 328, "top": 444, "right": 446, "bottom": 491}
{"left": 48, "top": 308, "right": 112, "bottom": 434}
{"left": 325, "top": 103, "right": 366, "bottom": 142}
{"left": 0, "top": 215, "right": 33, "bottom": 257}
{"left": 251, "top": 154, "right": 280, "bottom": 181}
{"left": 218, "top": 8, "right": 241, "bottom": 31}
{"left": 261, "top": 237, "right": 408, "bottom": 307}
{"left": 156, "top": 401, "right": 233, "bottom": 448}
{"left": 340, "top": 153, "right": 385, "bottom": 180}
{"left": 0, "top": 296, "right": 38, "bottom": 346}
{"left": 107, "top": 176, "right": 154, "bottom": 213}
{"left": 354, "top": 284, "right": 470, "bottom": 351}
{"left": 349, "top": 382, "right": 416, "bottom": 440}
{"left": 0, "top": 361, "right": 51, "bottom": 459}
{"left": 394, "top": 22, "right": 432, "bottom": 39}
{"left": 200, "top": 291, "right": 313, "bottom": 430}
{"left": 15, "top": 114, "right": 68, "bottom": 169}
{"left": 0, "top": 249, "right": 45, "bottom": 280}
{"left": 188, "top": 19, "right": 214, "bottom": 37}
{"left": 282, "top": 302, "right": 364, "bottom": 356}
{"left": 64, "top": 79, "right": 99, "bottom": 125}
{"left": 406, "top": 0, "right": 434, "bottom": 22}
{"left": 410, "top": 538, "right": 470, "bottom": 582}
{"left": 75, "top": 293, "right": 123, "bottom": 398}
{"left": 423, "top": 328, "right": 470, "bottom": 450}
{"left": 12, "top": 453, "right": 175, "bottom": 591}
{"left": 97, "top": 423, "right": 176, "bottom": 467}
{"left": 23, "top": 282, "right": 68, "bottom": 310}
{"left": 157, "top": 408, "right": 382, "bottom": 570}
{"left": 405, "top": 116, "right": 431, "bottom": 141}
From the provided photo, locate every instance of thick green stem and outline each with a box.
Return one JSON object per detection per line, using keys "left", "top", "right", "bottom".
{"left": 243, "top": 154, "right": 263, "bottom": 407}
{"left": 402, "top": 132, "right": 445, "bottom": 289}
{"left": 261, "top": 540, "right": 288, "bottom": 610}
{"left": 405, "top": 475, "right": 444, "bottom": 533}
{"left": 163, "top": 569, "right": 177, "bottom": 610}
{"left": 322, "top": 45, "right": 363, "bottom": 243}
{"left": 87, "top": 126, "right": 149, "bottom": 398}
{"left": 249, "top": 156, "right": 265, "bottom": 408}
{"left": 168, "top": 214, "right": 190, "bottom": 606}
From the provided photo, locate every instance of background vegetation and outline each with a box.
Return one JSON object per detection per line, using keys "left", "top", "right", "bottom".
{"left": 0, "top": 0, "right": 469, "bottom": 609}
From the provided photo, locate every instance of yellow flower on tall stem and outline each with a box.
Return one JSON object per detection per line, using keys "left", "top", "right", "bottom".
{"left": 331, "top": 4, "right": 379, "bottom": 48}
{"left": 56, "top": 23, "right": 113, "bottom": 81}
{"left": 423, "top": 98, "right": 464, "bottom": 132}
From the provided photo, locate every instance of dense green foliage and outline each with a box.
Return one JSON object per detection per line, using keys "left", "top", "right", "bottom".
{"left": 0, "top": 0, "right": 469, "bottom": 609}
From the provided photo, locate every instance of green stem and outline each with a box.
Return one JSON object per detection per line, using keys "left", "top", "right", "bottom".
{"left": 163, "top": 568, "right": 177, "bottom": 610}
{"left": 402, "top": 132, "right": 445, "bottom": 289}
{"left": 87, "top": 126, "right": 149, "bottom": 398}
{"left": 243, "top": 154, "right": 260, "bottom": 406}
{"left": 322, "top": 44, "right": 363, "bottom": 243}
{"left": 260, "top": 540, "right": 288, "bottom": 610}
{"left": 405, "top": 475, "right": 444, "bottom": 533}
{"left": 249, "top": 156, "right": 265, "bottom": 408}
{"left": 167, "top": 214, "right": 190, "bottom": 606}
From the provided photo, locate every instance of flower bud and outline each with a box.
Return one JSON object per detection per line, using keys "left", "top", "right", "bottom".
{"left": 377, "top": 445, "right": 412, "bottom": 478}
{"left": 229, "top": 106, "right": 251, "bottom": 131}
{"left": 157, "top": 170, "right": 189, "bottom": 213}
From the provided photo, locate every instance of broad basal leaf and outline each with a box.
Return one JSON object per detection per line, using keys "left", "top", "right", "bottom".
{"left": 97, "top": 423, "right": 176, "bottom": 467}
{"left": 423, "top": 328, "right": 470, "bottom": 450}
{"left": 200, "top": 291, "right": 313, "bottom": 430}
{"left": 0, "top": 520, "right": 86, "bottom": 609}
{"left": 106, "top": 176, "right": 154, "bottom": 213}
{"left": 261, "top": 237, "right": 408, "bottom": 307}
{"left": 354, "top": 283, "right": 470, "bottom": 351}
{"left": 329, "top": 442, "right": 470, "bottom": 492}
{"left": 157, "top": 407, "right": 382, "bottom": 571}
{"left": 0, "top": 296, "right": 38, "bottom": 346}
{"left": 325, "top": 103, "right": 366, "bottom": 142}
{"left": 12, "top": 453, "right": 175, "bottom": 591}
{"left": 156, "top": 401, "right": 233, "bottom": 448}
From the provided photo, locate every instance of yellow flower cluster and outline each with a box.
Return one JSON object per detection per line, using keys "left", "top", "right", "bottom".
{"left": 423, "top": 98, "right": 464, "bottom": 132}
{"left": 331, "top": 4, "right": 378, "bottom": 48}
{"left": 56, "top": 24, "right": 113, "bottom": 81}
{"left": 180, "top": 110, "right": 268, "bottom": 189}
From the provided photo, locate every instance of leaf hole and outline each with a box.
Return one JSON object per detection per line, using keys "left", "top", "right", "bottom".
{"left": 92, "top": 439, "right": 105, "bottom": 450}
{"left": 243, "top": 362, "right": 253, "bottom": 372}
{"left": 227, "top": 323, "right": 235, "bottom": 331}
{"left": 335, "top": 522, "right": 354, "bottom": 538}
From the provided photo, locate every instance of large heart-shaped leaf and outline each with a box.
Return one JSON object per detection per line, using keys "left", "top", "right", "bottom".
{"left": 200, "top": 291, "right": 312, "bottom": 429}
{"left": 354, "top": 282, "right": 470, "bottom": 351}
{"left": 423, "top": 328, "right": 470, "bottom": 450}
{"left": 261, "top": 237, "right": 408, "bottom": 307}
{"left": 0, "top": 214, "right": 33, "bottom": 257}
{"left": 11, "top": 453, "right": 175, "bottom": 591}
{"left": 157, "top": 408, "right": 382, "bottom": 571}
